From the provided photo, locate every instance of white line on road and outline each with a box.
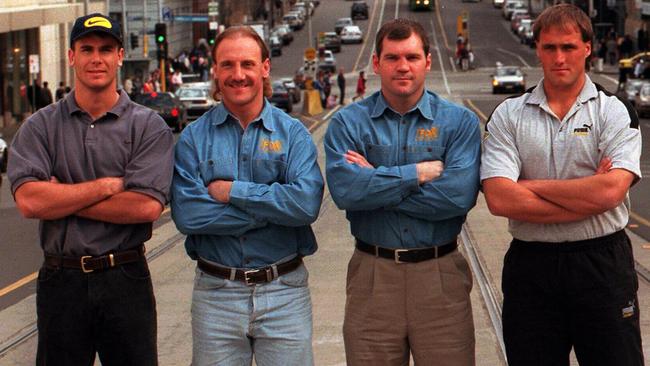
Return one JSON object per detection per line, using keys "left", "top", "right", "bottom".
{"left": 497, "top": 47, "right": 531, "bottom": 68}
{"left": 365, "top": 0, "right": 387, "bottom": 72}
{"left": 449, "top": 56, "right": 457, "bottom": 73}
{"left": 395, "top": 0, "right": 399, "bottom": 19}
{"left": 352, "top": 0, "right": 380, "bottom": 72}
{"left": 430, "top": 19, "right": 451, "bottom": 95}
{"left": 600, "top": 74, "right": 618, "bottom": 85}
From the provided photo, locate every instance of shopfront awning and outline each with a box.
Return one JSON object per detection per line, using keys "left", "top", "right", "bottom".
{"left": 0, "top": 3, "right": 84, "bottom": 33}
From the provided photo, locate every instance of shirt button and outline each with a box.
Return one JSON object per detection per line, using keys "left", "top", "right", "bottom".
{"left": 401, "top": 120, "right": 406, "bottom": 125}
{"left": 402, "top": 146, "right": 407, "bottom": 151}
{"left": 245, "top": 258, "right": 251, "bottom": 265}
{"left": 242, "top": 157, "right": 248, "bottom": 162}
{"left": 90, "top": 124, "right": 95, "bottom": 128}
{"left": 403, "top": 228, "right": 408, "bottom": 233}
{"left": 242, "top": 236, "right": 247, "bottom": 241}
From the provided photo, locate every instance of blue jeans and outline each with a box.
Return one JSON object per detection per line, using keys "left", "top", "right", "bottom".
{"left": 36, "top": 261, "right": 157, "bottom": 366}
{"left": 191, "top": 262, "right": 314, "bottom": 366}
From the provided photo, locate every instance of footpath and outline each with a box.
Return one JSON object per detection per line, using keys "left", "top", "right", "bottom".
{"left": 1, "top": 74, "right": 649, "bottom": 365}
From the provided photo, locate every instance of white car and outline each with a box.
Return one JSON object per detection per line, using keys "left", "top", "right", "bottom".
{"left": 176, "top": 82, "right": 219, "bottom": 121}
{"left": 340, "top": 25, "right": 363, "bottom": 44}
{"left": 491, "top": 64, "right": 526, "bottom": 94}
{"left": 493, "top": 0, "right": 505, "bottom": 7}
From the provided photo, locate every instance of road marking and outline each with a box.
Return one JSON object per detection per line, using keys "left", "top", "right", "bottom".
{"left": 430, "top": 19, "right": 451, "bottom": 96}
{"left": 352, "top": 0, "right": 381, "bottom": 72}
{"left": 600, "top": 74, "right": 618, "bottom": 85}
{"left": 435, "top": 0, "right": 450, "bottom": 52}
{"left": 631, "top": 211, "right": 650, "bottom": 228}
{"left": 465, "top": 99, "right": 488, "bottom": 122}
{"left": 0, "top": 272, "right": 37, "bottom": 298}
{"left": 496, "top": 47, "right": 531, "bottom": 68}
{"left": 395, "top": 0, "right": 399, "bottom": 19}
{"left": 365, "top": 0, "right": 387, "bottom": 72}
{"left": 308, "top": 105, "right": 341, "bottom": 133}
{"left": 448, "top": 56, "right": 457, "bottom": 73}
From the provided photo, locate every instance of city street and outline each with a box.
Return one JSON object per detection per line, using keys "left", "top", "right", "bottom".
{"left": 1, "top": 0, "right": 650, "bottom": 364}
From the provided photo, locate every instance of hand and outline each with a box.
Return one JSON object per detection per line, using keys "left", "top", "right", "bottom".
{"left": 208, "top": 180, "right": 233, "bottom": 203}
{"left": 344, "top": 150, "right": 374, "bottom": 168}
{"left": 595, "top": 157, "right": 612, "bottom": 175}
{"left": 98, "top": 177, "right": 125, "bottom": 196}
{"left": 416, "top": 161, "right": 444, "bottom": 184}
{"left": 49, "top": 176, "right": 60, "bottom": 184}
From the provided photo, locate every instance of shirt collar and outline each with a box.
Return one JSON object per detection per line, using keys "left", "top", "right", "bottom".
{"left": 527, "top": 74, "right": 598, "bottom": 105}
{"left": 65, "top": 89, "right": 129, "bottom": 118}
{"left": 211, "top": 99, "right": 275, "bottom": 131}
{"left": 369, "top": 91, "right": 434, "bottom": 121}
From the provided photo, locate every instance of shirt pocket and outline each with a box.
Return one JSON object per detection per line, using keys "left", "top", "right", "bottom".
{"left": 198, "top": 157, "right": 235, "bottom": 185}
{"left": 252, "top": 159, "right": 288, "bottom": 184}
{"left": 366, "top": 143, "right": 393, "bottom": 167}
{"left": 405, "top": 144, "right": 446, "bottom": 164}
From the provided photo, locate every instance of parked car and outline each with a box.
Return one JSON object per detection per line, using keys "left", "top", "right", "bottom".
{"left": 510, "top": 12, "right": 530, "bottom": 33}
{"left": 0, "top": 133, "right": 7, "bottom": 174}
{"left": 270, "top": 81, "right": 293, "bottom": 113}
{"left": 270, "top": 36, "right": 283, "bottom": 57}
{"left": 335, "top": 17, "right": 354, "bottom": 34}
{"left": 503, "top": 0, "right": 525, "bottom": 20}
{"left": 341, "top": 25, "right": 363, "bottom": 44}
{"left": 320, "top": 32, "right": 342, "bottom": 53}
{"left": 493, "top": 0, "right": 505, "bottom": 7}
{"left": 318, "top": 49, "right": 337, "bottom": 73}
{"left": 491, "top": 64, "right": 526, "bottom": 94}
{"left": 273, "top": 24, "right": 293, "bottom": 45}
{"left": 294, "top": 2, "right": 315, "bottom": 16}
{"left": 634, "top": 82, "right": 650, "bottom": 116}
{"left": 280, "top": 77, "right": 301, "bottom": 104}
{"left": 175, "top": 82, "right": 219, "bottom": 121}
{"left": 517, "top": 19, "right": 534, "bottom": 46}
{"left": 135, "top": 92, "right": 187, "bottom": 132}
{"left": 351, "top": 1, "right": 369, "bottom": 20}
{"left": 283, "top": 14, "right": 303, "bottom": 30}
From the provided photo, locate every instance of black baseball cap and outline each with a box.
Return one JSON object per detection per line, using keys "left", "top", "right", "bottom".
{"left": 70, "top": 13, "right": 123, "bottom": 48}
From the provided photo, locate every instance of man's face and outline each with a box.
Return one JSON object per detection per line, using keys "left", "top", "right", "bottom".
{"left": 68, "top": 34, "right": 123, "bottom": 91}
{"left": 372, "top": 33, "right": 431, "bottom": 101}
{"left": 536, "top": 25, "right": 591, "bottom": 90}
{"left": 213, "top": 36, "right": 270, "bottom": 109}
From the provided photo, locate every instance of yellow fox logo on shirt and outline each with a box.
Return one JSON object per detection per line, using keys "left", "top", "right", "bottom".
{"left": 416, "top": 127, "right": 439, "bottom": 141}
{"left": 260, "top": 139, "right": 283, "bottom": 153}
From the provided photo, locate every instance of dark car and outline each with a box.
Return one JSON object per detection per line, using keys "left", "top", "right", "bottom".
{"left": 351, "top": 2, "right": 369, "bottom": 20}
{"left": 280, "top": 78, "right": 301, "bottom": 104}
{"left": 270, "top": 36, "right": 283, "bottom": 57}
{"left": 320, "top": 32, "right": 341, "bottom": 53}
{"left": 270, "top": 81, "right": 293, "bottom": 113}
{"left": 135, "top": 92, "right": 187, "bottom": 132}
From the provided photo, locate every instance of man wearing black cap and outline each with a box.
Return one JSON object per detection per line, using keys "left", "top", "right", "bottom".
{"left": 7, "top": 13, "right": 174, "bottom": 365}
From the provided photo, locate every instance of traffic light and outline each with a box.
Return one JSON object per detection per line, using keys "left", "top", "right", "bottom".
{"left": 208, "top": 29, "right": 217, "bottom": 46}
{"left": 157, "top": 42, "right": 168, "bottom": 61}
{"left": 155, "top": 23, "right": 167, "bottom": 44}
{"left": 130, "top": 33, "right": 139, "bottom": 49}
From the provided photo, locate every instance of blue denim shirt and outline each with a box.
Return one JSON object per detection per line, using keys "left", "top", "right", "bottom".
{"left": 172, "top": 100, "right": 324, "bottom": 268}
{"left": 324, "top": 91, "right": 481, "bottom": 249}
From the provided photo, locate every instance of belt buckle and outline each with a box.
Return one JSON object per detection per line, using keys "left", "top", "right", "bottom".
{"left": 244, "top": 269, "right": 260, "bottom": 286}
{"left": 80, "top": 256, "right": 94, "bottom": 273}
{"left": 394, "top": 249, "right": 408, "bottom": 264}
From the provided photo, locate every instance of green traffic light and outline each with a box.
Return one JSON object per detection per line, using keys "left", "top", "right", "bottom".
{"left": 157, "top": 35, "right": 165, "bottom": 43}
{"left": 209, "top": 39, "right": 215, "bottom": 45}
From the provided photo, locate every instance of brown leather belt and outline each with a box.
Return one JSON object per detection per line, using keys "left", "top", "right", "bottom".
{"left": 355, "top": 238, "right": 457, "bottom": 263}
{"left": 44, "top": 246, "right": 146, "bottom": 273}
{"left": 197, "top": 256, "right": 303, "bottom": 286}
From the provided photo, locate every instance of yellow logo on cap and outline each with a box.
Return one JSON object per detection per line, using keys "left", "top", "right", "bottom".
{"left": 84, "top": 17, "right": 112, "bottom": 29}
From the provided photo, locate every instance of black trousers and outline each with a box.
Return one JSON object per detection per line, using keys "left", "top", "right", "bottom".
{"left": 36, "top": 260, "right": 158, "bottom": 366}
{"left": 502, "top": 230, "right": 644, "bottom": 366}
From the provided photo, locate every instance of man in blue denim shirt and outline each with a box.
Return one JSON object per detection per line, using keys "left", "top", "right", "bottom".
{"left": 325, "top": 19, "right": 481, "bottom": 365}
{"left": 172, "top": 26, "right": 324, "bottom": 365}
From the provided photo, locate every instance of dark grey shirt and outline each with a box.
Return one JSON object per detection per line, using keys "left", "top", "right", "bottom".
{"left": 8, "top": 90, "right": 174, "bottom": 256}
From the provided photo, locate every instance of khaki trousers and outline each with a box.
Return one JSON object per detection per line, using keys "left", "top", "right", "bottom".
{"left": 343, "top": 249, "right": 475, "bottom": 366}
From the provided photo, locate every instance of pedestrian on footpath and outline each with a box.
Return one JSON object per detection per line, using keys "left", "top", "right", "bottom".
{"left": 338, "top": 67, "right": 346, "bottom": 105}
{"left": 55, "top": 81, "right": 66, "bottom": 101}
{"left": 171, "top": 26, "right": 324, "bottom": 366}
{"left": 41, "top": 81, "right": 53, "bottom": 106}
{"left": 324, "top": 18, "right": 481, "bottom": 366}
{"left": 7, "top": 13, "right": 174, "bottom": 366}
{"left": 481, "top": 4, "right": 644, "bottom": 366}
{"left": 352, "top": 70, "right": 366, "bottom": 101}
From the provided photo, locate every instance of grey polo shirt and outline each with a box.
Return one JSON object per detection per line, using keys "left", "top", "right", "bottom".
{"left": 480, "top": 76, "right": 642, "bottom": 242}
{"left": 8, "top": 90, "right": 174, "bottom": 256}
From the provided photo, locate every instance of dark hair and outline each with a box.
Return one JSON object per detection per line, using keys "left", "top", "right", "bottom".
{"left": 533, "top": 4, "right": 593, "bottom": 43}
{"left": 210, "top": 26, "right": 272, "bottom": 100}
{"left": 375, "top": 19, "right": 430, "bottom": 57}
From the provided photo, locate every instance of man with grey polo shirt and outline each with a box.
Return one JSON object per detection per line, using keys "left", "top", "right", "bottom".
{"left": 7, "top": 13, "right": 173, "bottom": 365}
{"left": 481, "top": 4, "right": 643, "bottom": 366}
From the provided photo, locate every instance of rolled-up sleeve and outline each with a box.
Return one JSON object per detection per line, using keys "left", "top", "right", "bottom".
{"left": 229, "top": 127, "right": 324, "bottom": 227}
{"left": 480, "top": 103, "right": 521, "bottom": 183}
{"left": 599, "top": 99, "right": 642, "bottom": 182}
{"left": 324, "top": 113, "right": 419, "bottom": 211}
{"left": 8, "top": 117, "right": 51, "bottom": 195}
{"left": 124, "top": 114, "right": 175, "bottom": 205}
{"left": 171, "top": 129, "right": 266, "bottom": 236}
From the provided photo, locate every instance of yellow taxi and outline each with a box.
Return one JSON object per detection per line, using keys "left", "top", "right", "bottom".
{"left": 619, "top": 52, "right": 650, "bottom": 69}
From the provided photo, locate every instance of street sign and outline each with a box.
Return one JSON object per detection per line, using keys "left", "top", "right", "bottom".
{"left": 162, "top": 7, "right": 172, "bottom": 21}
{"left": 209, "top": 21, "right": 219, "bottom": 30}
{"left": 29, "top": 54, "right": 39, "bottom": 74}
{"left": 304, "top": 47, "right": 316, "bottom": 60}
{"left": 208, "top": 2, "right": 220, "bottom": 16}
